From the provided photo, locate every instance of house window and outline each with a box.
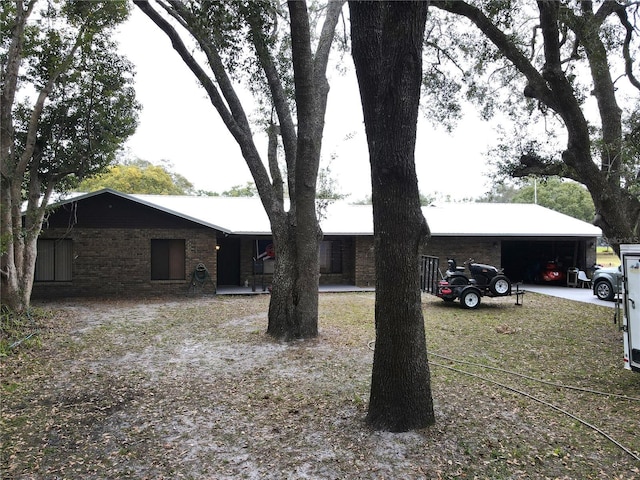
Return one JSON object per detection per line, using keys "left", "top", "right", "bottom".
{"left": 319, "top": 240, "right": 342, "bottom": 274}
{"left": 35, "top": 239, "right": 73, "bottom": 282}
{"left": 151, "top": 239, "right": 185, "bottom": 280}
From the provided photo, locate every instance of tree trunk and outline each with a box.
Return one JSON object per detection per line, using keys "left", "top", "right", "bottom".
{"left": 265, "top": 0, "right": 328, "bottom": 340}
{"left": 266, "top": 206, "right": 320, "bottom": 340}
{"left": 1, "top": 184, "right": 40, "bottom": 314}
{"left": 433, "top": 0, "right": 640, "bottom": 252}
{"left": 350, "top": 1, "right": 435, "bottom": 432}
{"left": 135, "top": 0, "right": 343, "bottom": 340}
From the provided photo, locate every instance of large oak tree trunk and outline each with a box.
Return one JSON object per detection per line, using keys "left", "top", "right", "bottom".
{"left": 350, "top": 1, "right": 435, "bottom": 432}
{"left": 267, "top": 0, "right": 326, "bottom": 340}
{"left": 266, "top": 212, "right": 319, "bottom": 340}
{"left": 135, "top": 1, "right": 341, "bottom": 340}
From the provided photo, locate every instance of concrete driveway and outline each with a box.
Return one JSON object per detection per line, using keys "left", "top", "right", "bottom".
{"left": 523, "top": 283, "right": 619, "bottom": 308}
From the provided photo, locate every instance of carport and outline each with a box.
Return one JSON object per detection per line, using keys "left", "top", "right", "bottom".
{"left": 422, "top": 203, "right": 601, "bottom": 286}
{"left": 501, "top": 238, "right": 590, "bottom": 283}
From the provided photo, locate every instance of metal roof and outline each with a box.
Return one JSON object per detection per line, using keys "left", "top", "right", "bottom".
{"left": 48, "top": 189, "right": 602, "bottom": 238}
{"left": 420, "top": 202, "right": 601, "bottom": 237}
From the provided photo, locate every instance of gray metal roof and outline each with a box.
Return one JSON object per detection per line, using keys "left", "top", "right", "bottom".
{"left": 50, "top": 189, "right": 602, "bottom": 238}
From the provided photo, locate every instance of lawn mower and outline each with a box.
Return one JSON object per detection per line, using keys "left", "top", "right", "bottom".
{"left": 436, "top": 258, "right": 513, "bottom": 309}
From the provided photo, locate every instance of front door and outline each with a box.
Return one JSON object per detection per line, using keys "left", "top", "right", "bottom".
{"left": 217, "top": 236, "right": 241, "bottom": 286}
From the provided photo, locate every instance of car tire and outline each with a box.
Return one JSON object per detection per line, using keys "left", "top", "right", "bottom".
{"left": 460, "top": 289, "right": 481, "bottom": 309}
{"left": 489, "top": 275, "right": 511, "bottom": 296}
{"left": 594, "top": 280, "right": 615, "bottom": 301}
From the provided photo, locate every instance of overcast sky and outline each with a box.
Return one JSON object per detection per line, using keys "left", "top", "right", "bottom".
{"left": 116, "top": 7, "right": 499, "bottom": 202}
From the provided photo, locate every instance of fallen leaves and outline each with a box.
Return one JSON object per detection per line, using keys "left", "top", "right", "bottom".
{"left": 1, "top": 294, "right": 639, "bottom": 479}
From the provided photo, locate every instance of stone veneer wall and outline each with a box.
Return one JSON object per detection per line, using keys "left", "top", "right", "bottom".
{"left": 32, "top": 227, "right": 217, "bottom": 299}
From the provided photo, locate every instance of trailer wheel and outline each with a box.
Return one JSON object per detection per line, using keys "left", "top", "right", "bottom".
{"left": 489, "top": 275, "right": 511, "bottom": 296}
{"left": 460, "top": 289, "right": 481, "bottom": 309}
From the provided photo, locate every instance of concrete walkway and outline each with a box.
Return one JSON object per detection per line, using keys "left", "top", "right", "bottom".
{"left": 522, "top": 283, "right": 619, "bottom": 308}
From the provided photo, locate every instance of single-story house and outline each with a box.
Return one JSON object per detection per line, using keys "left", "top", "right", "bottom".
{"left": 31, "top": 188, "right": 601, "bottom": 298}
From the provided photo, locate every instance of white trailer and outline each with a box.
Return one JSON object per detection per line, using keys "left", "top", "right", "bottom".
{"left": 621, "top": 244, "right": 640, "bottom": 372}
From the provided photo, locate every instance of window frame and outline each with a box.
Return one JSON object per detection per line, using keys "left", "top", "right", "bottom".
{"left": 150, "top": 239, "right": 186, "bottom": 281}
{"left": 319, "top": 239, "right": 342, "bottom": 274}
{"left": 34, "top": 238, "right": 73, "bottom": 282}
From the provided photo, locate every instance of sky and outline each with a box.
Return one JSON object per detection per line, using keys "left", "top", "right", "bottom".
{"left": 115, "top": 7, "right": 499, "bottom": 202}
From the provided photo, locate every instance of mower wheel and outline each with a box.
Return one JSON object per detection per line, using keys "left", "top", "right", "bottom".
{"left": 489, "top": 275, "right": 511, "bottom": 296}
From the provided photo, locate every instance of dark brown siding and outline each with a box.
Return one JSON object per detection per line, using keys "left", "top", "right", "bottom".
{"left": 46, "top": 193, "right": 200, "bottom": 229}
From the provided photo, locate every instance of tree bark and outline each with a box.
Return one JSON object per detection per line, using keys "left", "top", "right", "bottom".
{"left": 350, "top": 0, "right": 435, "bottom": 432}
{"left": 1, "top": 2, "right": 73, "bottom": 312}
{"left": 135, "top": 0, "right": 344, "bottom": 339}
{"left": 433, "top": 0, "right": 640, "bottom": 252}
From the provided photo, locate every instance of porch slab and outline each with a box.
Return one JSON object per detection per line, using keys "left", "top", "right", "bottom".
{"left": 215, "top": 284, "right": 375, "bottom": 295}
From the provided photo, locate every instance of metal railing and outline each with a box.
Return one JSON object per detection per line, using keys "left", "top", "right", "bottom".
{"left": 420, "top": 255, "right": 440, "bottom": 294}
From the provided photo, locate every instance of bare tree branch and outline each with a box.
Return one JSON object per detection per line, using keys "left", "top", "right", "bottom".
{"left": 134, "top": 0, "right": 278, "bottom": 208}
{"left": 616, "top": 7, "right": 640, "bottom": 91}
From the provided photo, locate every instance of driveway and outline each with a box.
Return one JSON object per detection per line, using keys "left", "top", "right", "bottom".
{"left": 523, "top": 284, "right": 619, "bottom": 308}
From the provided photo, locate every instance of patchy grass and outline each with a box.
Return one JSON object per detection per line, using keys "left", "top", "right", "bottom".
{"left": 0, "top": 307, "right": 58, "bottom": 357}
{"left": 1, "top": 292, "right": 639, "bottom": 479}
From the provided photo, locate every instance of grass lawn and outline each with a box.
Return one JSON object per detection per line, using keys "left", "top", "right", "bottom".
{"left": 597, "top": 246, "right": 621, "bottom": 267}
{"left": 1, "top": 292, "right": 639, "bottom": 479}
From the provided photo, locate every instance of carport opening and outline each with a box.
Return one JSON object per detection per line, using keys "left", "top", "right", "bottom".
{"left": 501, "top": 240, "right": 587, "bottom": 284}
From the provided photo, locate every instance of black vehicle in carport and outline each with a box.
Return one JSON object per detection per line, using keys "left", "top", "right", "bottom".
{"left": 592, "top": 265, "right": 622, "bottom": 301}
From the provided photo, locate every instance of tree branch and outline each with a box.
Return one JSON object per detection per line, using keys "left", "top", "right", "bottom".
{"left": 287, "top": 0, "right": 342, "bottom": 195}
{"left": 134, "top": 0, "right": 278, "bottom": 209}
{"left": 244, "top": 9, "right": 298, "bottom": 197}
{"left": 267, "top": 119, "right": 284, "bottom": 199}
{"left": 514, "top": 153, "right": 576, "bottom": 180}
{"left": 616, "top": 7, "right": 640, "bottom": 91}
{"left": 433, "top": 0, "right": 576, "bottom": 118}
{"left": 13, "top": 12, "right": 91, "bottom": 189}
{"left": 1, "top": 0, "right": 37, "bottom": 179}
{"left": 313, "top": 0, "right": 345, "bottom": 81}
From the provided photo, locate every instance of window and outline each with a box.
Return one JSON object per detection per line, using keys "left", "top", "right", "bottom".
{"left": 151, "top": 239, "right": 185, "bottom": 280}
{"left": 319, "top": 240, "right": 342, "bottom": 274}
{"left": 35, "top": 239, "right": 73, "bottom": 282}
